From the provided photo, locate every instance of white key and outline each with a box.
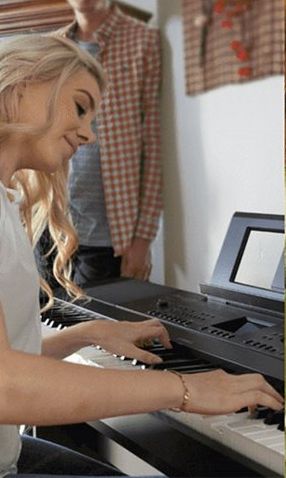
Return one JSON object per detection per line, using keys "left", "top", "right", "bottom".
{"left": 159, "top": 409, "right": 284, "bottom": 476}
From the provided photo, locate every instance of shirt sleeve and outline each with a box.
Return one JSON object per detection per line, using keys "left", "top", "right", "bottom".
{"left": 135, "top": 28, "right": 163, "bottom": 242}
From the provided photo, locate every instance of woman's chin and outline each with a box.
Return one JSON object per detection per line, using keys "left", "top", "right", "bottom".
{"left": 42, "top": 159, "right": 64, "bottom": 174}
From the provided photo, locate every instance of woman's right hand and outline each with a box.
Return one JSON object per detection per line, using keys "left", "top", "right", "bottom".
{"left": 179, "top": 369, "right": 283, "bottom": 415}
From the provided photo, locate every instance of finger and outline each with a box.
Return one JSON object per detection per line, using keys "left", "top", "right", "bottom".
{"left": 133, "top": 269, "right": 147, "bottom": 280}
{"left": 141, "top": 320, "right": 172, "bottom": 349}
{"left": 143, "top": 264, "right": 152, "bottom": 281}
{"left": 121, "top": 267, "right": 143, "bottom": 279}
{"left": 124, "top": 344, "right": 162, "bottom": 365}
{"left": 154, "top": 324, "right": 172, "bottom": 349}
{"left": 120, "top": 256, "right": 128, "bottom": 274}
{"left": 248, "top": 406, "right": 257, "bottom": 417}
{"left": 238, "top": 390, "right": 284, "bottom": 412}
{"left": 121, "top": 270, "right": 136, "bottom": 279}
{"left": 136, "top": 338, "right": 153, "bottom": 348}
{"left": 260, "top": 381, "right": 284, "bottom": 404}
{"left": 143, "top": 269, "right": 150, "bottom": 281}
{"left": 120, "top": 260, "right": 137, "bottom": 278}
{"left": 239, "top": 374, "right": 284, "bottom": 404}
{"left": 135, "top": 273, "right": 145, "bottom": 281}
{"left": 120, "top": 269, "right": 129, "bottom": 278}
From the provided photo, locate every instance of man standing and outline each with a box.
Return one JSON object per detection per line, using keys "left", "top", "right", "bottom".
{"left": 58, "top": 0, "right": 162, "bottom": 288}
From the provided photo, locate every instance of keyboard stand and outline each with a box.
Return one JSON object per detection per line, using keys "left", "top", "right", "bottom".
{"left": 87, "top": 413, "right": 279, "bottom": 477}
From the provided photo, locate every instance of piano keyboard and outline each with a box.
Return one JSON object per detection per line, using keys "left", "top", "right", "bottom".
{"left": 41, "top": 299, "right": 285, "bottom": 477}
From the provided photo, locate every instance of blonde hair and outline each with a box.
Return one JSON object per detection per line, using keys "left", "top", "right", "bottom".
{"left": 0, "top": 34, "right": 106, "bottom": 309}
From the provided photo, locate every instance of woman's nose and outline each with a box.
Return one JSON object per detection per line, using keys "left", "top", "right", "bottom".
{"left": 77, "top": 124, "right": 97, "bottom": 145}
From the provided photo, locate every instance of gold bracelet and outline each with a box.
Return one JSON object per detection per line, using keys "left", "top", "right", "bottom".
{"left": 168, "top": 370, "right": 191, "bottom": 412}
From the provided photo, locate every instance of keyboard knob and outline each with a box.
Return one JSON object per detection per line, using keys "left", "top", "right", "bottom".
{"left": 156, "top": 298, "right": 169, "bottom": 308}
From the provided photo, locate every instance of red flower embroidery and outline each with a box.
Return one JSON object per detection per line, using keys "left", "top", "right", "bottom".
{"left": 236, "top": 49, "right": 250, "bottom": 61}
{"left": 238, "top": 67, "right": 252, "bottom": 77}
{"left": 230, "top": 40, "right": 242, "bottom": 50}
{"left": 214, "top": 0, "right": 252, "bottom": 78}
{"left": 221, "top": 19, "right": 233, "bottom": 29}
{"left": 213, "top": 0, "right": 226, "bottom": 14}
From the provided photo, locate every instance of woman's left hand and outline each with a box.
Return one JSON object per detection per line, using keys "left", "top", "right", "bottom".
{"left": 73, "top": 318, "right": 172, "bottom": 364}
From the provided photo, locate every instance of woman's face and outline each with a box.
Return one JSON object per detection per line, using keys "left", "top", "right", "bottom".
{"left": 15, "top": 69, "right": 101, "bottom": 173}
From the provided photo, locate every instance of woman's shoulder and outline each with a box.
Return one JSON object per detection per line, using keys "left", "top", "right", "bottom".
{"left": 0, "top": 182, "right": 19, "bottom": 234}
{"left": 0, "top": 181, "right": 7, "bottom": 222}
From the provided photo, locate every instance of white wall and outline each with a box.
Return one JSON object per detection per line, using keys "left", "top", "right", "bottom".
{"left": 121, "top": 0, "right": 284, "bottom": 293}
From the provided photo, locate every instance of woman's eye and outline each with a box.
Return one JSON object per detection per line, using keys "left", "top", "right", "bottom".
{"left": 75, "top": 102, "right": 86, "bottom": 117}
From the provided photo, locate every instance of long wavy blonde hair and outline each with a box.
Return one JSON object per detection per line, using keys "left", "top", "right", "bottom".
{"left": 0, "top": 34, "right": 106, "bottom": 309}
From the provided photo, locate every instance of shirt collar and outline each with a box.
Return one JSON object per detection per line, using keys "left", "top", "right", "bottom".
{"left": 66, "top": 4, "right": 123, "bottom": 51}
{"left": 0, "top": 181, "right": 21, "bottom": 204}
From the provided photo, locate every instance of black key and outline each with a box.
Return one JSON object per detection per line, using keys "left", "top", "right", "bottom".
{"left": 150, "top": 350, "right": 183, "bottom": 359}
{"left": 236, "top": 407, "right": 248, "bottom": 414}
{"left": 147, "top": 344, "right": 166, "bottom": 351}
{"left": 177, "top": 366, "right": 215, "bottom": 373}
{"left": 264, "top": 410, "right": 284, "bottom": 426}
{"left": 151, "top": 358, "right": 192, "bottom": 370}
{"left": 277, "top": 420, "right": 285, "bottom": 431}
{"left": 251, "top": 407, "right": 270, "bottom": 420}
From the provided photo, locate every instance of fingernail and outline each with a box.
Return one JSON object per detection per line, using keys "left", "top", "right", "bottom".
{"left": 152, "top": 356, "right": 162, "bottom": 364}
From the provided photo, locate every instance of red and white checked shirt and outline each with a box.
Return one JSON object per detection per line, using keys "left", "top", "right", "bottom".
{"left": 59, "top": 5, "right": 162, "bottom": 256}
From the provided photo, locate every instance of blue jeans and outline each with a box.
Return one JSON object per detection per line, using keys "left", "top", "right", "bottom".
{"left": 16, "top": 435, "right": 123, "bottom": 476}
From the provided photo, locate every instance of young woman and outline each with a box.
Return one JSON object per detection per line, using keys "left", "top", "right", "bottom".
{"left": 0, "top": 34, "right": 283, "bottom": 477}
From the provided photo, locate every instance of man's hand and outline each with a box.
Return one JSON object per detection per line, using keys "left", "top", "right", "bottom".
{"left": 121, "top": 237, "right": 152, "bottom": 280}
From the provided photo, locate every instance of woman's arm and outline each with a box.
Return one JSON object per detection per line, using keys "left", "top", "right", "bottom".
{"left": 0, "top": 305, "right": 283, "bottom": 427}
{"left": 41, "top": 317, "right": 172, "bottom": 361}
{"left": 0, "top": 301, "right": 181, "bottom": 424}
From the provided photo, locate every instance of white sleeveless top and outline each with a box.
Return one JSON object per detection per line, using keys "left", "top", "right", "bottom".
{"left": 0, "top": 181, "right": 41, "bottom": 477}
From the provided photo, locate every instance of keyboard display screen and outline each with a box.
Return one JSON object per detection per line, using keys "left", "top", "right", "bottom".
{"left": 214, "top": 316, "right": 274, "bottom": 338}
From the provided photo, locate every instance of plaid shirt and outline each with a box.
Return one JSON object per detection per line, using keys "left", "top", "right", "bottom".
{"left": 59, "top": 5, "right": 162, "bottom": 256}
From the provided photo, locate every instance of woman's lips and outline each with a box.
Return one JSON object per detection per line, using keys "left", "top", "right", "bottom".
{"left": 64, "top": 136, "right": 77, "bottom": 155}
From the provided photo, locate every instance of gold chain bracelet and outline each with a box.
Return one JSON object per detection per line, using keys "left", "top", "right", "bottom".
{"left": 168, "top": 370, "right": 191, "bottom": 412}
